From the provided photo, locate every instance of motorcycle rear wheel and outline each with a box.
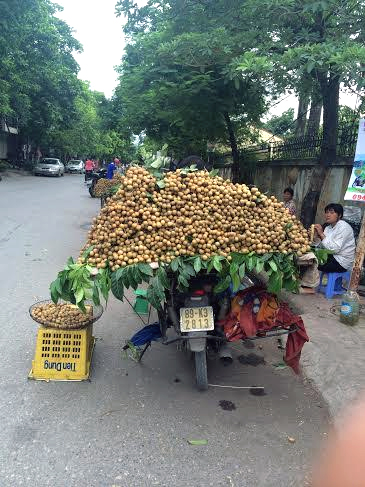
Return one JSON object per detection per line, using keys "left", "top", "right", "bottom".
{"left": 194, "top": 350, "right": 208, "bottom": 391}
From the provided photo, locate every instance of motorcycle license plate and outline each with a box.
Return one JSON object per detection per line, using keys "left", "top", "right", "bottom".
{"left": 180, "top": 306, "right": 214, "bottom": 332}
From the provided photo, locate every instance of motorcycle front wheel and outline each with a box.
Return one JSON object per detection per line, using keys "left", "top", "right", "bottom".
{"left": 194, "top": 350, "right": 208, "bottom": 391}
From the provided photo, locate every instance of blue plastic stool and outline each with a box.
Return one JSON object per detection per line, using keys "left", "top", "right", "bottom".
{"left": 318, "top": 271, "right": 350, "bottom": 299}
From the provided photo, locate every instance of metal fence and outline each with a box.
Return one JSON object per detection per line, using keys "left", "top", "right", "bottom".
{"left": 241, "top": 123, "right": 358, "bottom": 162}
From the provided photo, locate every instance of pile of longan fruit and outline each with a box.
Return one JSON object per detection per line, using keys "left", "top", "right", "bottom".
{"left": 81, "top": 166, "right": 310, "bottom": 271}
{"left": 94, "top": 173, "right": 124, "bottom": 197}
{"left": 31, "top": 303, "right": 93, "bottom": 329}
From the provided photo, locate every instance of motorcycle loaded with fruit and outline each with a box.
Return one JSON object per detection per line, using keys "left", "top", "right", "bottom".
{"left": 38, "top": 149, "right": 309, "bottom": 390}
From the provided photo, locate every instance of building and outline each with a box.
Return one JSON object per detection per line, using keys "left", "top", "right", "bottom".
{"left": 0, "top": 118, "right": 19, "bottom": 160}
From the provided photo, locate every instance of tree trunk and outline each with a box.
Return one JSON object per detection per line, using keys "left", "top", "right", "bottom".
{"left": 319, "top": 72, "right": 340, "bottom": 164}
{"left": 295, "top": 95, "right": 309, "bottom": 137}
{"left": 300, "top": 72, "right": 340, "bottom": 227}
{"left": 306, "top": 89, "right": 322, "bottom": 137}
{"left": 224, "top": 111, "right": 240, "bottom": 183}
{"left": 300, "top": 165, "right": 327, "bottom": 227}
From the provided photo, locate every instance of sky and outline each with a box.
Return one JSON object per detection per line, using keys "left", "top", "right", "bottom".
{"left": 56, "top": 0, "right": 125, "bottom": 98}
{"left": 56, "top": 0, "right": 359, "bottom": 117}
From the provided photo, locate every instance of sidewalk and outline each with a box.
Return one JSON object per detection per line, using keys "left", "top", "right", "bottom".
{"left": 1, "top": 168, "right": 32, "bottom": 178}
{"left": 283, "top": 290, "right": 365, "bottom": 423}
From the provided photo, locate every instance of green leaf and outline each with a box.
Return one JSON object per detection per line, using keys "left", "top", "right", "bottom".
{"left": 255, "top": 259, "right": 264, "bottom": 273}
{"left": 125, "top": 266, "right": 138, "bottom": 290}
{"left": 193, "top": 256, "right": 202, "bottom": 273}
{"left": 78, "top": 300, "right": 87, "bottom": 313}
{"left": 146, "top": 285, "right": 162, "bottom": 310}
{"left": 187, "top": 439, "right": 208, "bottom": 445}
{"left": 269, "top": 260, "right": 278, "bottom": 272}
{"left": 232, "top": 272, "right": 241, "bottom": 292}
{"left": 171, "top": 258, "right": 180, "bottom": 272}
{"left": 239, "top": 263, "right": 246, "bottom": 279}
{"left": 54, "top": 277, "right": 62, "bottom": 294}
{"left": 207, "top": 258, "right": 215, "bottom": 273}
{"left": 82, "top": 245, "right": 94, "bottom": 259}
{"left": 181, "top": 263, "right": 195, "bottom": 277}
{"left": 157, "top": 267, "right": 169, "bottom": 289}
{"left": 247, "top": 256, "right": 255, "bottom": 271}
{"left": 267, "top": 272, "right": 283, "bottom": 294}
{"left": 138, "top": 263, "right": 154, "bottom": 277}
{"left": 75, "top": 288, "right": 84, "bottom": 304}
{"left": 92, "top": 285, "right": 101, "bottom": 306}
{"left": 230, "top": 261, "right": 239, "bottom": 279}
{"left": 67, "top": 256, "right": 75, "bottom": 266}
{"left": 50, "top": 281, "right": 59, "bottom": 304}
{"left": 214, "top": 275, "right": 231, "bottom": 293}
{"left": 307, "top": 61, "right": 315, "bottom": 73}
{"left": 213, "top": 256, "right": 223, "bottom": 272}
{"left": 156, "top": 179, "right": 166, "bottom": 189}
{"left": 178, "top": 274, "right": 189, "bottom": 288}
{"left": 121, "top": 267, "right": 130, "bottom": 289}
{"left": 111, "top": 271, "right": 124, "bottom": 301}
{"left": 230, "top": 252, "right": 246, "bottom": 265}
{"left": 150, "top": 158, "right": 163, "bottom": 169}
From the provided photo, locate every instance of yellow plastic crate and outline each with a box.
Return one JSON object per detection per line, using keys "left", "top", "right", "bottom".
{"left": 29, "top": 324, "right": 95, "bottom": 381}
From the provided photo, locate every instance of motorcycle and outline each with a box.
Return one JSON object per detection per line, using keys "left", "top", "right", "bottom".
{"left": 157, "top": 272, "right": 236, "bottom": 391}
{"left": 87, "top": 168, "right": 107, "bottom": 197}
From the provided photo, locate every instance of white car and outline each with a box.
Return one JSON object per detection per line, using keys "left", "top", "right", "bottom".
{"left": 65, "top": 160, "right": 84, "bottom": 174}
{"left": 34, "top": 158, "right": 65, "bottom": 177}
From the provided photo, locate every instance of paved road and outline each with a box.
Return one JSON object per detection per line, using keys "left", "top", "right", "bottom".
{"left": 0, "top": 172, "right": 329, "bottom": 487}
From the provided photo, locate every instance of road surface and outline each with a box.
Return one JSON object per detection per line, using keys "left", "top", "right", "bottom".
{"left": 0, "top": 172, "right": 329, "bottom": 487}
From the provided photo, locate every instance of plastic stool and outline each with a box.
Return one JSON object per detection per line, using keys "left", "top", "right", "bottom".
{"left": 133, "top": 289, "right": 149, "bottom": 315}
{"left": 318, "top": 271, "right": 350, "bottom": 299}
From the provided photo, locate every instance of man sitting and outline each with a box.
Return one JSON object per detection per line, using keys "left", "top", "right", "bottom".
{"left": 314, "top": 203, "right": 355, "bottom": 273}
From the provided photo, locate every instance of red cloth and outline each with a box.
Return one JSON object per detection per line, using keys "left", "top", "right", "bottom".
{"left": 219, "top": 287, "right": 309, "bottom": 373}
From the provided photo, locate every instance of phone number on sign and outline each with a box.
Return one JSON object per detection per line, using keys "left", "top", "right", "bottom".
{"left": 352, "top": 194, "right": 365, "bottom": 200}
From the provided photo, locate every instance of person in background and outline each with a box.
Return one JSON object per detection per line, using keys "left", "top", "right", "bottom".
{"left": 314, "top": 203, "right": 355, "bottom": 273}
{"left": 84, "top": 157, "right": 94, "bottom": 182}
{"left": 106, "top": 159, "right": 117, "bottom": 179}
{"left": 283, "top": 187, "right": 296, "bottom": 216}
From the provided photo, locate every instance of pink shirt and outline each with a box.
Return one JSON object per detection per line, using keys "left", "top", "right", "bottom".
{"left": 85, "top": 160, "right": 94, "bottom": 171}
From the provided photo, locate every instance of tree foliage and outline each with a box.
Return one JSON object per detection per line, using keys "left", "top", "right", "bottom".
{"left": 0, "top": 0, "right": 133, "bottom": 161}
{"left": 114, "top": 0, "right": 267, "bottom": 174}
{"left": 116, "top": 0, "right": 365, "bottom": 165}
{"left": 0, "top": 0, "right": 81, "bottom": 137}
{"left": 264, "top": 108, "right": 295, "bottom": 138}
{"left": 234, "top": 0, "right": 365, "bottom": 161}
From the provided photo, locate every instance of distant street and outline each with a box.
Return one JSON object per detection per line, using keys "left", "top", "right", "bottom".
{"left": 0, "top": 172, "right": 329, "bottom": 487}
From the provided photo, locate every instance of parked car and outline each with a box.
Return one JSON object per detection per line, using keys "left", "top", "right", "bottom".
{"left": 34, "top": 158, "right": 65, "bottom": 177}
{"left": 65, "top": 159, "right": 84, "bottom": 174}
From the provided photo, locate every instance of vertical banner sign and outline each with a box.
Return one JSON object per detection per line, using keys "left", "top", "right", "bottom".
{"left": 345, "top": 118, "right": 365, "bottom": 201}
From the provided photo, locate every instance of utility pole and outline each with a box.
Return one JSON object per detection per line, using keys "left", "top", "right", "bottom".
{"left": 349, "top": 214, "right": 365, "bottom": 290}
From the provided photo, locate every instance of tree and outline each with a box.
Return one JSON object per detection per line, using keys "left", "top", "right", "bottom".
{"left": 115, "top": 0, "right": 267, "bottom": 181}
{"left": 0, "top": 0, "right": 82, "bottom": 153}
{"left": 234, "top": 0, "right": 365, "bottom": 224}
{"left": 264, "top": 108, "right": 295, "bottom": 137}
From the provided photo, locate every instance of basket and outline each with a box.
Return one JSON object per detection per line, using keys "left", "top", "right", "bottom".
{"left": 29, "top": 300, "right": 103, "bottom": 330}
{"left": 29, "top": 325, "right": 95, "bottom": 381}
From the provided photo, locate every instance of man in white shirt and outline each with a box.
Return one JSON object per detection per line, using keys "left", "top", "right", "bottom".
{"left": 314, "top": 203, "right": 355, "bottom": 273}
